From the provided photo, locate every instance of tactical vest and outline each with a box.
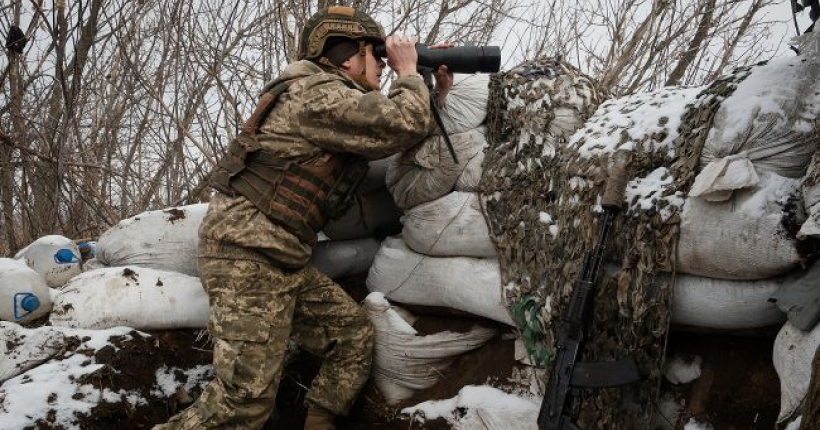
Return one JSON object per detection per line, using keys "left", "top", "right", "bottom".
{"left": 211, "top": 80, "right": 369, "bottom": 245}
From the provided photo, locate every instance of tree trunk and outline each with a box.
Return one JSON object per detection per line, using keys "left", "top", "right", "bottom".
{"left": 666, "top": 0, "right": 715, "bottom": 86}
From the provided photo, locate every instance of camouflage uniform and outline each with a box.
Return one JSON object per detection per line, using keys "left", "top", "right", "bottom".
{"left": 154, "top": 60, "right": 433, "bottom": 430}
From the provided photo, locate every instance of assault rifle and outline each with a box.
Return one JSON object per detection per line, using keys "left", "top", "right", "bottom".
{"left": 537, "top": 154, "right": 642, "bottom": 430}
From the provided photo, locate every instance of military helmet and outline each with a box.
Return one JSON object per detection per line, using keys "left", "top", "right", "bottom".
{"left": 298, "top": 6, "right": 386, "bottom": 60}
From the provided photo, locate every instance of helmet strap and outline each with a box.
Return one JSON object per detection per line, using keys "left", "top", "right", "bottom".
{"left": 348, "top": 40, "right": 378, "bottom": 91}
{"left": 318, "top": 40, "right": 378, "bottom": 91}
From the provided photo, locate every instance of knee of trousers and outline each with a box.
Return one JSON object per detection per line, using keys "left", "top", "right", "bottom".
{"left": 348, "top": 311, "right": 375, "bottom": 356}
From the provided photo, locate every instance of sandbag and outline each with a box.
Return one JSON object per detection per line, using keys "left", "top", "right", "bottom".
{"left": 455, "top": 149, "right": 484, "bottom": 192}
{"left": 364, "top": 293, "right": 497, "bottom": 404}
{"left": 322, "top": 187, "right": 403, "bottom": 241}
{"left": 0, "top": 258, "right": 53, "bottom": 323}
{"left": 433, "top": 74, "right": 491, "bottom": 135}
{"left": 0, "top": 322, "right": 66, "bottom": 383}
{"left": 310, "top": 238, "right": 381, "bottom": 279}
{"left": 366, "top": 237, "right": 512, "bottom": 325}
{"left": 678, "top": 171, "right": 803, "bottom": 280}
{"left": 386, "top": 127, "right": 487, "bottom": 210}
{"left": 773, "top": 321, "right": 820, "bottom": 423}
{"left": 96, "top": 204, "right": 208, "bottom": 277}
{"left": 403, "top": 192, "right": 496, "bottom": 257}
{"left": 692, "top": 56, "right": 820, "bottom": 201}
{"left": 670, "top": 273, "right": 786, "bottom": 329}
{"left": 770, "top": 260, "right": 820, "bottom": 331}
{"left": 49, "top": 266, "right": 209, "bottom": 330}
{"left": 14, "top": 235, "right": 82, "bottom": 288}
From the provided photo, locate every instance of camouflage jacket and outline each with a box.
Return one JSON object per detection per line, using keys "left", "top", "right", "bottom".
{"left": 199, "top": 60, "right": 434, "bottom": 267}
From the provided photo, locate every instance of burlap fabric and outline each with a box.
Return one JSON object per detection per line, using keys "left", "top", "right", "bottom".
{"left": 481, "top": 57, "right": 753, "bottom": 429}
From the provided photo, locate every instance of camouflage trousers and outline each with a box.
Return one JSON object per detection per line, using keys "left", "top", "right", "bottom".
{"left": 153, "top": 255, "right": 375, "bottom": 430}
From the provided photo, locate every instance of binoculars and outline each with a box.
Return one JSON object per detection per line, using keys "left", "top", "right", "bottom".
{"left": 373, "top": 43, "right": 501, "bottom": 74}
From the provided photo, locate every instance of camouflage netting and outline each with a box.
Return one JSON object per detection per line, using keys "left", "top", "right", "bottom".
{"left": 480, "top": 57, "right": 754, "bottom": 429}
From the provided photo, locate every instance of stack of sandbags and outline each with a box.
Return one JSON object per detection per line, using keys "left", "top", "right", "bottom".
{"left": 386, "top": 74, "right": 491, "bottom": 210}
{"left": 371, "top": 67, "right": 598, "bottom": 326}
{"left": 371, "top": 74, "right": 509, "bottom": 324}
{"left": 670, "top": 53, "right": 820, "bottom": 329}
{"left": 568, "top": 53, "right": 820, "bottom": 330}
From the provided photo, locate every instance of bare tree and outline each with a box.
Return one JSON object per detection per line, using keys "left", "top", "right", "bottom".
{"left": 0, "top": 0, "right": 791, "bottom": 255}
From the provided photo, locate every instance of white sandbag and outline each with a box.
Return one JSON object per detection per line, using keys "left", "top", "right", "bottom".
{"left": 49, "top": 266, "right": 208, "bottom": 330}
{"left": 82, "top": 258, "right": 106, "bottom": 271}
{"left": 96, "top": 204, "right": 208, "bottom": 277}
{"left": 364, "top": 293, "right": 497, "bottom": 404}
{"left": 433, "top": 74, "right": 491, "bottom": 135}
{"left": 678, "top": 171, "right": 802, "bottom": 280}
{"left": 0, "top": 322, "right": 66, "bottom": 383}
{"left": 403, "top": 192, "right": 496, "bottom": 258}
{"left": 670, "top": 274, "right": 786, "bottom": 329}
{"left": 310, "top": 238, "right": 381, "bottom": 279}
{"left": 386, "top": 127, "right": 487, "bottom": 210}
{"left": 773, "top": 321, "right": 820, "bottom": 423}
{"left": 455, "top": 149, "right": 484, "bottom": 192}
{"left": 366, "top": 237, "right": 512, "bottom": 325}
{"left": 322, "top": 187, "right": 402, "bottom": 241}
{"left": 693, "top": 56, "right": 820, "bottom": 201}
{"left": 14, "top": 235, "right": 82, "bottom": 288}
{"left": 0, "top": 258, "right": 53, "bottom": 322}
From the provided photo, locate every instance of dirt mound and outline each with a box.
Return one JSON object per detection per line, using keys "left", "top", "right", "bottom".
{"left": 19, "top": 274, "right": 785, "bottom": 430}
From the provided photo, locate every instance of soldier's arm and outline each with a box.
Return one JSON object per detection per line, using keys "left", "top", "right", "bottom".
{"left": 297, "top": 76, "right": 434, "bottom": 160}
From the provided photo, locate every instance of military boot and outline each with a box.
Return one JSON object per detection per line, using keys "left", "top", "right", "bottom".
{"left": 303, "top": 406, "right": 336, "bottom": 430}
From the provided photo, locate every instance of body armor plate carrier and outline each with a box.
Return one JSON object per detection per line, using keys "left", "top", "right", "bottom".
{"left": 211, "top": 81, "right": 369, "bottom": 245}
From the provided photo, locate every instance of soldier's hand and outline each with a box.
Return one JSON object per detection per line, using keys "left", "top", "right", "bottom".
{"left": 429, "top": 42, "right": 455, "bottom": 107}
{"left": 386, "top": 35, "right": 418, "bottom": 77}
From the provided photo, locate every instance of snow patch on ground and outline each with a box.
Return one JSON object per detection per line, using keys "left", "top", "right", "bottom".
{"left": 684, "top": 417, "right": 714, "bottom": 430}
{"left": 152, "top": 364, "right": 213, "bottom": 398}
{"left": 402, "top": 385, "right": 539, "bottom": 430}
{"left": 0, "top": 326, "right": 139, "bottom": 430}
{"left": 665, "top": 355, "right": 703, "bottom": 385}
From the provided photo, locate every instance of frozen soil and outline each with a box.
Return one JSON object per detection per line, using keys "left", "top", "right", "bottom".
{"left": 27, "top": 275, "right": 784, "bottom": 430}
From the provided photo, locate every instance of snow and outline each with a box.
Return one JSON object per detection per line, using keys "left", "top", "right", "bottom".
{"left": 665, "top": 355, "right": 702, "bottom": 385}
{"left": 402, "top": 385, "right": 539, "bottom": 429}
{"left": 570, "top": 87, "right": 703, "bottom": 158}
{"left": 684, "top": 417, "right": 714, "bottom": 430}
{"left": 710, "top": 56, "right": 820, "bottom": 145}
{"left": 623, "top": 167, "right": 684, "bottom": 221}
{"left": 0, "top": 326, "right": 140, "bottom": 430}
{"left": 152, "top": 364, "right": 213, "bottom": 398}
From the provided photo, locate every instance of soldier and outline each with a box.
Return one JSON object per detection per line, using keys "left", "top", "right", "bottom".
{"left": 152, "top": 6, "right": 452, "bottom": 430}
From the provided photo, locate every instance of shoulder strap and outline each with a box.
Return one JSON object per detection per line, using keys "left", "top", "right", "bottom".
{"left": 241, "top": 81, "right": 292, "bottom": 137}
